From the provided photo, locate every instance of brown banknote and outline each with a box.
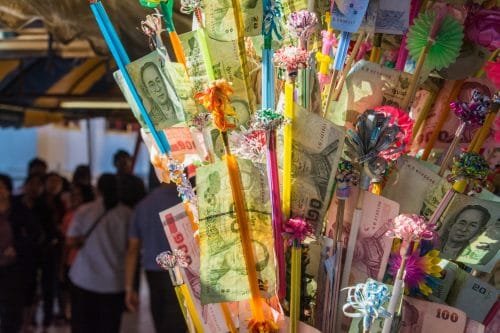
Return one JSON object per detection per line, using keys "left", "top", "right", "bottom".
{"left": 160, "top": 203, "right": 231, "bottom": 332}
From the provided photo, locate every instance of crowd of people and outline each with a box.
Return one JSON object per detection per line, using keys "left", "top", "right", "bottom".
{"left": 0, "top": 150, "right": 186, "bottom": 333}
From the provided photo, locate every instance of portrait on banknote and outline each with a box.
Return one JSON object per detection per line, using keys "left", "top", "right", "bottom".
{"left": 291, "top": 107, "right": 345, "bottom": 235}
{"left": 437, "top": 193, "right": 500, "bottom": 272}
{"left": 126, "top": 51, "right": 185, "bottom": 130}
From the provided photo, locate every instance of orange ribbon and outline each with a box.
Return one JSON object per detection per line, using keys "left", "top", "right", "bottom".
{"left": 194, "top": 79, "right": 236, "bottom": 132}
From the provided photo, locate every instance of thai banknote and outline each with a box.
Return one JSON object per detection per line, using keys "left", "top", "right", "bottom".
{"left": 330, "top": 60, "right": 412, "bottom": 126}
{"left": 351, "top": 192, "right": 399, "bottom": 284}
{"left": 411, "top": 78, "right": 497, "bottom": 155}
{"left": 465, "top": 318, "right": 485, "bottom": 333}
{"left": 399, "top": 297, "right": 467, "bottom": 333}
{"left": 382, "top": 156, "right": 442, "bottom": 214}
{"left": 291, "top": 106, "right": 345, "bottom": 236}
{"left": 446, "top": 268, "right": 498, "bottom": 322}
{"left": 126, "top": 51, "right": 187, "bottom": 130}
{"left": 204, "top": 0, "right": 262, "bottom": 42}
{"left": 206, "top": 36, "right": 253, "bottom": 128}
{"left": 179, "top": 29, "right": 213, "bottom": 94}
{"left": 113, "top": 69, "right": 147, "bottom": 129}
{"left": 141, "top": 126, "right": 204, "bottom": 165}
{"left": 326, "top": 190, "right": 399, "bottom": 284}
{"left": 163, "top": 61, "right": 199, "bottom": 122}
{"left": 375, "top": 0, "right": 410, "bottom": 35}
{"left": 427, "top": 259, "right": 459, "bottom": 303}
{"left": 197, "top": 159, "right": 275, "bottom": 303}
{"left": 159, "top": 203, "right": 231, "bottom": 332}
{"left": 436, "top": 192, "right": 500, "bottom": 273}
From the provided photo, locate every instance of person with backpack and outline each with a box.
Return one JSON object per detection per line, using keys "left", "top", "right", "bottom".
{"left": 66, "top": 174, "right": 132, "bottom": 333}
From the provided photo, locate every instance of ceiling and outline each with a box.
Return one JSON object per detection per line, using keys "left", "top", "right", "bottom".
{"left": 0, "top": 0, "right": 192, "bottom": 127}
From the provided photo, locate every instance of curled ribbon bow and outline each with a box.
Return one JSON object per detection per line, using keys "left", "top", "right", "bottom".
{"left": 343, "top": 280, "right": 391, "bottom": 332}
{"left": 194, "top": 79, "right": 236, "bottom": 132}
{"left": 180, "top": 0, "right": 203, "bottom": 14}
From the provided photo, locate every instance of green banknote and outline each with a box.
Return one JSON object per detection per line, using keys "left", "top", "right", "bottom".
{"left": 291, "top": 106, "right": 345, "bottom": 236}
{"left": 197, "top": 159, "right": 275, "bottom": 303}
{"left": 204, "top": 0, "right": 262, "bottom": 42}
{"left": 179, "top": 29, "right": 213, "bottom": 94}
{"left": 126, "top": 51, "right": 189, "bottom": 129}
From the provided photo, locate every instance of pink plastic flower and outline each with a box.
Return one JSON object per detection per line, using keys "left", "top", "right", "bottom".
{"left": 386, "top": 214, "right": 435, "bottom": 243}
{"left": 274, "top": 46, "right": 309, "bottom": 77}
{"left": 283, "top": 217, "right": 312, "bottom": 245}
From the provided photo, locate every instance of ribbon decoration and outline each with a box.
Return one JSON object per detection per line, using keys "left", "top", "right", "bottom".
{"left": 180, "top": 0, "right": 204, "bottom": 26}
{"left": 195, "top": 79, "right": 276, "bottom": 332}
{"left": 283, "top": 217, "right": 311, "bottom": 333}
{"left": 140, "top": 9, "right": 165, "bottom": 50}
{"left": 156, "top": 250, "right": 204, "bottom": 333}
{"left": 325, "top": 160, "right": 359, "bottom": 333}
{"left": 382, "top": 214, "right": 435, "bottom": 333}
{"left": 343, "top": 280, "right": 391, "bottom": 333}
{"left": 438, "top": 90, "right": 491, "bottom": 176}
{"left": 139, "top": 0, "right": 187, "bottom": 66}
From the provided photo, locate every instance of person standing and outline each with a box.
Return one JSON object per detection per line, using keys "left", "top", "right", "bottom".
{"left": 67, "top": 174, "right": 131, "bottom": 333}
{"left": 0, "top": 174, "right": 42, "bottom": 333}
{"left": 124, "top": 182, "right": 187, "bottom": 332}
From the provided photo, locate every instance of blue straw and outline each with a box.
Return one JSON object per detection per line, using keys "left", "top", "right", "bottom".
{"left": 333, "top": 31, "right": 351, "bottom": 71}
{"left": 90, "top": 2, "right": 171, "bottom": 154}
{"left": 262, "top": 48, "right": 275, "bottom": 109}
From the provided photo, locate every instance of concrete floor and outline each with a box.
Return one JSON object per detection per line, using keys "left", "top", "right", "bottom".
{"left": 31, "top": 275, "right": 155, "bottom": 333}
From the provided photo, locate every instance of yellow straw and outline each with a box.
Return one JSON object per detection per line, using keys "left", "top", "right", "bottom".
{"left": 179, "top": 284, "right": 205, "bottom": 333}
{"left": 282, "top": 81, "right": 294, "bottom": 219}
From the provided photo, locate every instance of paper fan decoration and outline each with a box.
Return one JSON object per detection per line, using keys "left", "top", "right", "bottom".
{"left": 407, "top": 12, "right": 464, "bottom": 70}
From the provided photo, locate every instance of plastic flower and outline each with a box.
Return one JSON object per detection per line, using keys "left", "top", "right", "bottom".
{"left": 273, "top": 46, "right": 309, "bottom": 77}
{"left": 386, "top": 214, "right": 435, "bottom": 243}
{"left": 373, "top": 106, "right": 414, "bottom": 161}
{"left": 388, "top": 249, "right": 442, "bottom": 296}
{"left": 231, "top": 129, "right": 267, "bottom": 164}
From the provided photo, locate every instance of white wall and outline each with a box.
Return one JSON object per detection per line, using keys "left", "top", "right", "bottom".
{"left": 0, "top": 118, "right": 149, "bottom": 187}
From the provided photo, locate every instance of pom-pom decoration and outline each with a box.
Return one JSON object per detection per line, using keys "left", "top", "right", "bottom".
{"left": 388, "top": 248, "right": 442, "bottom": 297}
{"left": 447, "top": 152, "right": 490, "bottom": 193}
{"left": 407, "top": 11, "right": 464, "bottom": 71}
{"left": 342, "top": 280, "right": 391, "bottom": 332}
{"left": 450, "top": 89, "right": 491, "bottom": 126}
{"left": 231, "top": 129, "right": 267, "bottom": 165}
{"left": 287, "top": 10, "right": 318, "bottom": 49}
{"left": 386, "top": 214, "right": 435, "bottom": 246}
{"left": 283, "top": 217, "right": 312, "bottom": 246}
{"left": 273, "top": 46, "right": 309, "bottom": 79}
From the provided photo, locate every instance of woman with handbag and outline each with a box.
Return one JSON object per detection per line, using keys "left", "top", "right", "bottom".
{"left": 67, "top": 174, "right": 132, "bottom": 333}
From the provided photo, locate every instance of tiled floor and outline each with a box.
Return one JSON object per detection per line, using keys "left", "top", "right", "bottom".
{"left": 31, "top": 275, "right": 155, "bottom": 333}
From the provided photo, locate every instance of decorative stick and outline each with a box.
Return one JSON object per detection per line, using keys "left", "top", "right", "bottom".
{"left": 284, "top": 218, "right": 311, "bottom": 333}
{"left": 156, "top": 250, "right": 204, "bottom": 333}
{"left": 273, "top": 46, "right": 309, "bottom": 219}
{"left": 195, "top": 80, "right": 276, "bottom": 332}
{"left": 421, "top": 79, "right": 464, "bottom": 160}
{"left": 438, "top": 90, "right": 491, "bottom": 176}
{"left": 260, "top": 0, "right": 286, "bottom": 299}
{"left": 381, "top": 215, "right": 435, "bottom": 333}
